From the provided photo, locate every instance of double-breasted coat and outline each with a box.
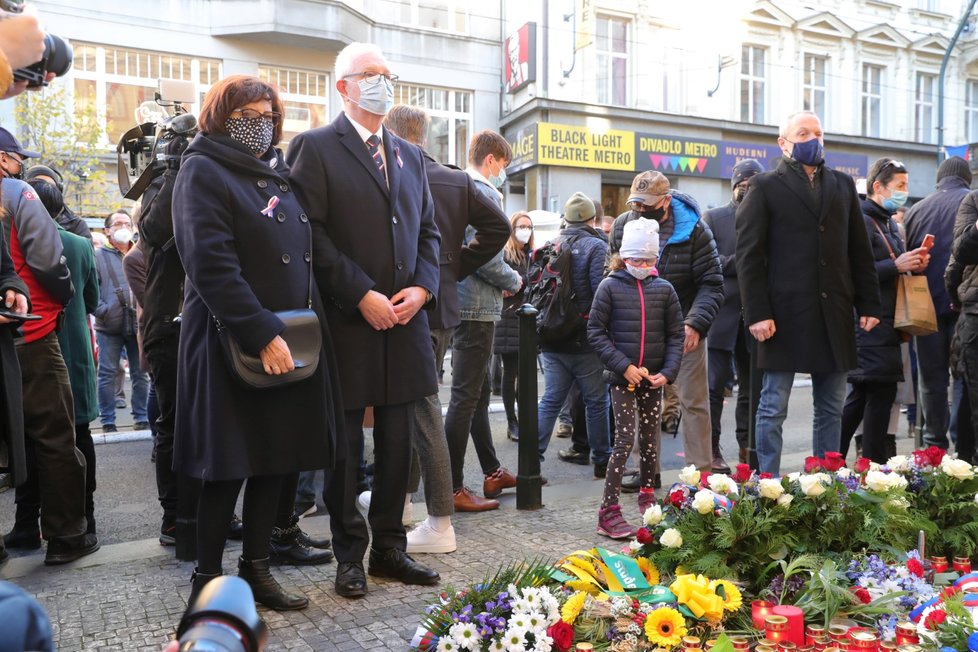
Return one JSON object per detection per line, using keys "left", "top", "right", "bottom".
{"left": 285, "top": 113, "right": 441, "bottom": 409}
{"left": 171, "top": 133, "right": 342, "bottom": 481}
{"left": 735, "top": 157, "right": 881, "bottom": 373}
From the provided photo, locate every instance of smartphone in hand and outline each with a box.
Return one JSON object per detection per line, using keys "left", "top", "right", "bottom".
{"left": 921, "top": 234, "right": 935, "bottom": 250}
{"left": 0, "top": 309, "right": 41, "bottom": 322}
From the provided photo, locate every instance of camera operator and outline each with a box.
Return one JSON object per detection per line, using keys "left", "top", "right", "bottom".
{"left": 24, "top": 164, "right": 92, "bottom": 240}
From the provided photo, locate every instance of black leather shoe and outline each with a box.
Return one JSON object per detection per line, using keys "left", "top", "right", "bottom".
{"left": 594, "top": 462, "right": 607, "bottom": 479}
{"left": 368, "top": 547, "right": 440, "bottom": 585}
{"left": 557, "top": 448, "right": 589, "bottom": 465}
{"left": 3, "top": 528, "right": 41, "bottom": 550}
{"left": 335, "top": 561, "right": 367, "bottom": 598}
{"left": 621, "top": 473, "right": 640, "bottom": 494}
{"left": 297, "top": 529, "right": 331, "bottom": 550}
{"left": 269, "top": 526, "right": 333, "bottom": 566}
{"left": 227, "top": 514, "right": 243, "bottom": 540}
{"left": 44, "top": 533, "right": 100, "bottom": 565}
{"left": 237, "top": 557, "right": 308, "bottom": 610}
{"left": 188, "top": 568, "right": 222, "bottom": 608}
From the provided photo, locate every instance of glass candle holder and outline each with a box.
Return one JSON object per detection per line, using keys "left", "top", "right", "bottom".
{"left": 894, "top": 621, "right": 918, "bottom": 645}
{"left": 766, "top": 615, "right": 790, "bottom": 644}
{"left": 752, "top": 599, "right": 775, "bottom": 629}
{"left": 773, "top": 604, "right": 805, "bottom": 645}
{"left": 931, "top": 556, "right": 949, "bottom": 573}
{"left": 953, "top": 556, "right": 972, "bottom": 574}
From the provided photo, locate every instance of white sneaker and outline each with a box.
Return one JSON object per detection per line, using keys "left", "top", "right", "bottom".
{"left": 406, "top": 520, "right": 456, "bottom": 554}
{"left": 357, "top": 490, "right": 371, "bottom": 513}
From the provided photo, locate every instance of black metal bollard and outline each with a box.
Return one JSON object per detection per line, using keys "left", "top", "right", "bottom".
{"left": 746, "top": 325, "right": 761, "bottom": 471}
{"left": 516, "top": 304, "right": 543, "bottom": 510}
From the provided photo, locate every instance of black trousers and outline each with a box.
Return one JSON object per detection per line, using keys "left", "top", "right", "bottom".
{"left": 146, "top": 344, "right": 179, "bottom": 521}
{"left": 954, "top": 315, "right": 978, "bottom": 464}
{"left": 840, "top": 381, "right": 897, "bottom": 464}
{"left": 324, "top": 403, "right": 413, "bottom": 562}
{"left": 708, "top": 323, "right": 751, "bottom": 451}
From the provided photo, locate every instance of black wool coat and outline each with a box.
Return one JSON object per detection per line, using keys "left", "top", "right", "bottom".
{"left": 587, "top": 270, "right": 685, "bottom": 386}
{"left": 736, "top": 157, "right": 881, "bottom": 373}
{"left": 849, "top": 199, "right": 904, "bottom": 384}
{"left": 702, "top": 200, "right": 742, "bottom": 352}
{"left": 0, "top": 225, "right": 29, "bottom": 486}
{"left": 494, "top": 247, "right": 530, "bottom": 355}
{"left": 423, "top": 151, "right": 510, "bottom": 332}
{"left": 286, "top": 114, "right": 441, "bottom": 408}
{"left": 171, "top": 133, "right": 342, "bottom": 481}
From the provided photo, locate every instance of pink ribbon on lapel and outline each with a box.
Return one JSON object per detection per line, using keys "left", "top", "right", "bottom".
{"left": 260, "top": 195, "right": 280, "bottom": 217}
{"left": 395, "top": 146, "right": 403, "bottom": 168}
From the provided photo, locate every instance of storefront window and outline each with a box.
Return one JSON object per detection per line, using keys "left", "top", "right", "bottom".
{"left": 258, "top": 65, "right": 330, "bottom": 146}
{"left": 394, "top": 83, "right": 473, "bottom": 166}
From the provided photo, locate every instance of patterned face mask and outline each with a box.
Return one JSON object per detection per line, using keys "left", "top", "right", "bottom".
{"left": 225, "top": 116, "right": 274, "bottom": 156}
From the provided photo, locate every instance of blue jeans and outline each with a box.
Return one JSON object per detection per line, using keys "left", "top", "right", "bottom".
{"left": 537, "top": 352, "right": 611, "bottom": 465}
{"left": 755, "top": 370, "right": 846, "bottom": 475}
{"left": 97, "top": 331, "right": 149, "bottom": 425}
{"left": 916, "top": 313, "right": 958, "bottom": 448}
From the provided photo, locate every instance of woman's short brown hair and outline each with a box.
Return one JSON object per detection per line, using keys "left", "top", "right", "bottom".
{"left": 198, "top": 75, "right": 285, "bottom": 146}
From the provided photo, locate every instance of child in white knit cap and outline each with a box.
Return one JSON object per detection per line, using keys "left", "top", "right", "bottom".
{"left": 586, "top": 219, "right": 685, "bottom": 539}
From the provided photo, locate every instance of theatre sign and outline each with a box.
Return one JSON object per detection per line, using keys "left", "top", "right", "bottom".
{"left": 508, "top": 122, "right": 867, "bottom": 179}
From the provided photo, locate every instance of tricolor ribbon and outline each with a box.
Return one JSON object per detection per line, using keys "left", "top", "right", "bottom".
{"left": 260, "top": 195, "right": 280, "bottom": 217}
{"left": 394, "top": 146, "right": 403, "bottom": 168}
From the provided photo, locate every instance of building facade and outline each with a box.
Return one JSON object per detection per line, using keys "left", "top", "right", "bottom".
{"left": 501, "top": 0, "right": 978, "bottom": 217}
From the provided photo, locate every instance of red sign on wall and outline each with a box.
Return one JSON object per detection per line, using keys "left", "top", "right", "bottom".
{"left": 505, "top": 22, "right": 536, "bottom": 94}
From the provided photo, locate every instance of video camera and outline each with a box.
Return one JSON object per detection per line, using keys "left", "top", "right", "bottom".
{"left": 0, "top": 0, "right": 73, "bottom": 87}
{"left": 176, "top": 576, "right": 268, "bottom": 651}
{"left": 116, "top": 78, "right": 198, "bottom": 200}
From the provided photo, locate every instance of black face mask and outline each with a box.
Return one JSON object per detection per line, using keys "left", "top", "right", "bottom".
{"left": 1, "top": 159, "right": 23, "bottom": 180}
{"left": 639, "top": 207, "right": 666, "bottom": 221}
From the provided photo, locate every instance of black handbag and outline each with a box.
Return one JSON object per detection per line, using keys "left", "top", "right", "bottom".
{"left": 214, "top": 242, "right": 321, "bottom": 389}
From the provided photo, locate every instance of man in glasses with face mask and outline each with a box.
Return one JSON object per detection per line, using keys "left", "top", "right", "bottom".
{"left": 287, "top": 42, "right": 441, "bottom": 598}
{"left": 736, "top": 110, "right": 881, "bottom": 475}
{"left": 607, "top": 170, "right": 724, "bottom": 476}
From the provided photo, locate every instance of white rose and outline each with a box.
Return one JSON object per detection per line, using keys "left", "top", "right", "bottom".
{"left": 759, "top": 478, "right": 784, "bottom": 500}
{"left": 865, "top": 470, "right": 891, "bottom": 493}
{"left": 836, "top": 467, "right": 853, "bottom": 480}
{"left": 788, "top": 472, "right": 801, "bottom": 482}
{"left": 941, "top": 457, "right": 975, "bottom": 480}
{"left": 692, "top": 489, "right": 715, "bottom": 514}
{"left": 678, "top": 465, "right": 701, "bottom": 486}
{"left": 776, "top": 494, "right": 794, "bottom": 508}
{"left": 643, "top": 504, "right": 663, "bottom": 526}
{"left": 707, "top": 473, "right": 735, "bottom": 495}
{"left": 798, "top": 474, "right": 827, "bottom": 497}
{"left": 869, "top": 461, "right": 881, "bottom": 472}
{"left": 886, "top": 473, "right": 908, "bottom": 491}
{"left": 887, "top": 455, "right": 910, "bottom": 473}
{"left": 660, "top": 528, "right": 683, "bottom": 548}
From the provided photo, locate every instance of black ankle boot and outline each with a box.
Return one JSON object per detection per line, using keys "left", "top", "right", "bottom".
{"left": 269, "top": 521, "right": 333, "bottom": 566}
{"left": 188, "top": 568, "right": 222, "bottom": 608}
{"left": 506, "top": 418, "right": 519, "bottom": 441}
{"left": 237, "top": 557, "right": 308, "bottom": 610}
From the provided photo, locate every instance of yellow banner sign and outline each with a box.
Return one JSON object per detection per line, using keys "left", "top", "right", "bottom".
{"left": 576, "top": 0, "right": 594, "bottom": 51}
{"left": 537, "top": 123, "right": 634, "bottom": 171}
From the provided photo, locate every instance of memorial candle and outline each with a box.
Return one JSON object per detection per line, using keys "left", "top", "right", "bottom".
{"left": 766, "top": 615, "right": 790, "bottom": 644}
{"left": 752, "top": 600, "right": 774, "bottom": 629}
{"left": 773, "top": 605, "right": 805, "bottom": 645}
{"left": 953, "top": 556, "right": 972, "bottom": 574}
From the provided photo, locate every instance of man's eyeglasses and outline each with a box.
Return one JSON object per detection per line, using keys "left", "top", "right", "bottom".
{"left": 230, "top": 109, "right": 281, "bottom": 125}
{"left": 344, "top": 71, "right": 399, "bottom": 88}
{"left": 881, "top": 159, "right": 906, "bottom": 172}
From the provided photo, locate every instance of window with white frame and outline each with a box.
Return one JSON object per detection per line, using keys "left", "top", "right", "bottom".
{"left": 861, "top": 63, "right": 883, "bottom": 138}
{"left": 258, "top": 65, "right": 329, "bottom": 146}
{"left": 740, "top": 45, "right": 766, "bottom": 124}
{"left": 398, "top": 0, "right": 469, "bottom": 33}
{"left": 70, "top": 42, "right": 221, "bottom": 146}
{"left": 966, "top": 79, "right": 978, "bottom": 143}
{"left": 394, "top": 83, "right": 472, "bottom": 166}
{"left": 596, "top": 16, "right": 629, "bottom": 106}
{"left": 803, "top": 54, "right": 826, "bottom": 119}
{"left": 915, "top": 72, "right": 937, "bottom": 144}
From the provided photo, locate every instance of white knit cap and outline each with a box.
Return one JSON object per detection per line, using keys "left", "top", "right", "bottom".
{"left": 620, "top": 218, "right": 660, "bottom": 259}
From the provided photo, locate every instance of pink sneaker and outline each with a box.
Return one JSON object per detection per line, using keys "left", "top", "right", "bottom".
{"left": 638, "top": 490, "right": 657, "bottom": 517}
{"left": 597, "top": 505, "right": 637, "bottom": 540}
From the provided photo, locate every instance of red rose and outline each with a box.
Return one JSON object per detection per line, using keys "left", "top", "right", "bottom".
{"left": 924, "top": 445, "right": 947, "bottom": 467}
{"left": 759, "top": 472, "right": 773, "bottom": 480}
{"left": 907, "top": 558, "right": 924, "bottom": 578}
{"left": 855, "top": 457, "right": 872, "bottom": 473}
{"left": 804, "top": 456, "right": 824, "bottom": 473}
{"left": 823, "top": 451, "right": 845, "bottom": 472}
{"left": 636, "top": 527, "right": 654, "bottom": 544}
{"left": 669, "top": 489, "right": 687, "bottom": 507}
{"left": 852, "top": 587, "right": 872, "bottom": 604}
{"left": 700, "top": 471, "right": 712, "bottom": 487}
{"left": 925, "top": 609, "right": 947, "bottom": 629}
{"left": 733, "top": 463, "right": 752, "bottom": 483}
{"left": 547, "top": 621, "right": 574, "bottom": 651}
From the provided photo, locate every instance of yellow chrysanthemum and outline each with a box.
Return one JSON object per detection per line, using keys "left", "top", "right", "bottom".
{"left": 709, "top": 579, "right": 743, "bottom": 612}
{"left": 644, "top": 607, "right": 687, "bottom": 648}
{"left": 566, "top": 580, "right": 600, "bottom": 595}
{"left": 561, "top": 591, "right": 588, "bottom": 625}
{"left": 636, "top": 558, "right": 660, "bottom": 586}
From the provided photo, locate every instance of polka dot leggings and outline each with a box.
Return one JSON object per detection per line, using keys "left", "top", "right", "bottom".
{"left": 601, "top": 384, "right": 662, "bottom": 510}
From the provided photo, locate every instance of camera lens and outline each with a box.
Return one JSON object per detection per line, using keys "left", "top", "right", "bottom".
{"left": 42, "top": 34, "right": 73, "bottom": 77}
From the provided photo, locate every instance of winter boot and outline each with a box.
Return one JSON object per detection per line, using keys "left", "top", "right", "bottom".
{"left": 188, "top": 568, "right": 222, "bottom": 608}
{"left": 596, "top": 505, "right": 637, "bottom": 540}
{"left": 711, "top": 433, "right": 731, "bottom": 474}
{"left": 237, "top": 556, "right": 308, "bottom": 611}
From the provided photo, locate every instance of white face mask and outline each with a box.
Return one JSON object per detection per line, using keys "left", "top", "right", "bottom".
{"left": 625, "top": 263, "right": 653, "bottom": 280}
{"left": 514, "top": 227, "right": 532, "bottom": 244}
{"left": 112, "top": 228, "right": 133, "bottom": 245}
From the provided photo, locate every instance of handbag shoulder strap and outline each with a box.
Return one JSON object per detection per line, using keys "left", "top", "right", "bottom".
{"left": 101, "top": 249, "right": 131, "bottom": 308}
{"left": 869, "top": 218, "right": 898, "bottom": 263}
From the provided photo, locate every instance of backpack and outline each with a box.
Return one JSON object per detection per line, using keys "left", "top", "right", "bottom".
{"left": 524, "top": 239, "right": 584, "bottom": 345}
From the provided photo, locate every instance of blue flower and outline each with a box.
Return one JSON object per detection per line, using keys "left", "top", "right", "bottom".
{"left": 968, "top": 631, "right": 978, "bottom": 652}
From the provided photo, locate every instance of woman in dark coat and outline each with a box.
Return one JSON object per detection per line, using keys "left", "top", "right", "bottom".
{"left": 494, "top": 211, "right": 533, "bottom": 441}
{"left": 840, "top": 158, "right": 930, "bottom": 463}
{"left": 172, "top": 75, "right": 342, "bottom": 610}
